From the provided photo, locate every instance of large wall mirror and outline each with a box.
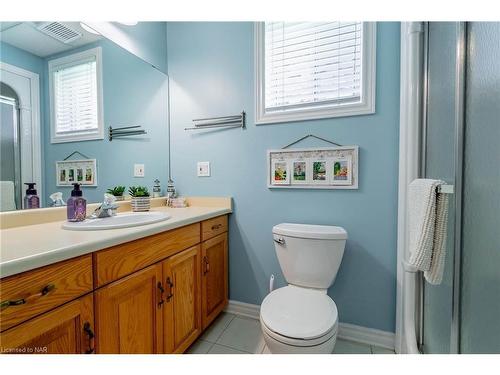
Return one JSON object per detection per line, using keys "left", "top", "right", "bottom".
{"left": 0, "top": 21, "right": 169, "bottom": 211}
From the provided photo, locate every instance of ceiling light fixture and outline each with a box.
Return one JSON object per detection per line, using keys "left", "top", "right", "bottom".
{"left": 116, "top": 22, "right": 138, "bottom": 26}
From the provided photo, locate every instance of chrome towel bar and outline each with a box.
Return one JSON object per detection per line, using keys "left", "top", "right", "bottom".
{"left": 109, "top": 125, "right": 147, "bottom": 141}
{"left": 437, "top": 184, "right": 454, "bottom": 194}
{"left": 184, "top": 111, "right": 245, "bottom": 131}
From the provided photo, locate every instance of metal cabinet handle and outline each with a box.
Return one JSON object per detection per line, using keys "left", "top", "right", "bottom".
{"left": 157, "top": 282, "right": 165, "bottom": 307}
{"left": 203, "top": 256, "right": 210, "bottom": 275}
{"left": 211, "top": 223, "right": 222, "bottom": 230}
{"left": 83, "top": 322, "right": 95, "bottom": 354}
{"left": 166, "top": 277, "right": 174, "bottom": 301}
{"left": 0, "top": 283, "right": 56, "bottom": 310}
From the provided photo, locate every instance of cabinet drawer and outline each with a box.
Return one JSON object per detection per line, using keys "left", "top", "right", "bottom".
{"left": 201, "top": 215, "right": 228, "bottom": 241}
{"left": 94, "top": 223, "right": 200, "bottom": 287}
{"left": 0, "top": 255, "right": 93, "bottom": 332}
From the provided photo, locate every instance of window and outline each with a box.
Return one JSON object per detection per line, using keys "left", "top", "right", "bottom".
{"left": 255, "top": 22, "right": 376, "bottom": 124}
{"left": 49, "top": 47, "right": 103, "bottom": 143}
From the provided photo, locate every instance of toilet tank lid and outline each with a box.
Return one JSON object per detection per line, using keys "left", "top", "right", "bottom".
{"left": 273, "top": 223, "right": 347, "bottom": 240}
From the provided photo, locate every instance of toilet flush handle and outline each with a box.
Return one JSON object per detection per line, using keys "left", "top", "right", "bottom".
{"left": 273, "top": 237, "right": 285, "bottom": 246}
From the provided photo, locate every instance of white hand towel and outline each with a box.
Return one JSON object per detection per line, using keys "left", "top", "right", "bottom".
{"left": 407, "top": 179, "right": 450, "bottom": 285}
{"left": 0, "top": 181, "right": 16, "bottom": 211}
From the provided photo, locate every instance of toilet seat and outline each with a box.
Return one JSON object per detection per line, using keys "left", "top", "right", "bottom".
{"left": 260, "top": 285, "right": 338, "bottom": 346}
{"left": 261, "top": 318, "right": 337, "bottom": 347}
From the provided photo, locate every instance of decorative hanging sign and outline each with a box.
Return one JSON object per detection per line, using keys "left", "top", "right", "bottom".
{"left": 267, "top": 146, "right": 359, "bottom": 190}
{"left": 56, "top": 158, "right": 97, "bottom": 187}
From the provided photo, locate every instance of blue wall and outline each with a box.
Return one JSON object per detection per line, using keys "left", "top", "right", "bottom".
{"left": 0, "top": 42, "right": 45, "bottom": 76}
{"left": 167, "top": 22, "right": 400, "bottom": 332}
{"left": 42, "top": 39, "right": 169, "bottom": 204}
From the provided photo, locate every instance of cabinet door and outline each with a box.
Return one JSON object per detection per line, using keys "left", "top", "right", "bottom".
{"left": 0, "top": 294, "right": 94, "bottom": 354}
{"left": 201, "top": 233, "right": 228, "bottom": 329}
{"left": 95, "top": 264, "right": 163, "bottom": 354}
{"left": 163, "top": 245, "right": 202, "bottom": 353}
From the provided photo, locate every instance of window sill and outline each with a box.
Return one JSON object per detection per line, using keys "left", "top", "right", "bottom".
{"left": 50, "top": 132, "right": 104, "bottom": 144}
{"left": 255, "top": 101, "right": 376, "bottom": 125}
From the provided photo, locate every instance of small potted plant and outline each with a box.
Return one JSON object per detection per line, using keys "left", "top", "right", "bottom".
{"left": 106, "top": 186, "right": 126, "bottom": 201}
{"left": 128, "top": 186, "right": 151, "bottom": 212}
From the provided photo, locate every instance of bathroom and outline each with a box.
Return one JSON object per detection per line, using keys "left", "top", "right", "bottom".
{"left": 0, "top": 1, "right": 499, "bottom": 373}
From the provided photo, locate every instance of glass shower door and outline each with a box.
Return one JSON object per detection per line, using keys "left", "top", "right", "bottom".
{"left": 459, "top": 22, "right": 500, "bottom": 354}
{"left": 422, "top": 21, "right": 500, "bottom": 354}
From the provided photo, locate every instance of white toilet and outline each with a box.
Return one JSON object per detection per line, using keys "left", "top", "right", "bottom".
{"left": 260, "top": 223, "right": 347, "bottom": 354}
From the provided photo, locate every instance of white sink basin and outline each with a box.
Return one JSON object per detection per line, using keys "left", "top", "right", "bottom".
{"left": 62, "top": 211, "right": 171, "bottom": 231}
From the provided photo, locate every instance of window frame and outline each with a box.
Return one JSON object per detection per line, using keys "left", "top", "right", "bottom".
{"left": 254, "top": 22, "right": 377, "bottom": 125}
{"left": 49, "top": 46, "right": 104, "bottom": 143}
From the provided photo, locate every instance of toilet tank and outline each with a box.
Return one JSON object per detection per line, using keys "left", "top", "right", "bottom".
{"left": 272, "top": 223, "right": 347, "bottom": 289}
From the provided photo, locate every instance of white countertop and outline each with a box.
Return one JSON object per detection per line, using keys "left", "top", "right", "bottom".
{"left": 0, "top": 205, "right": 231, "bottom": 278}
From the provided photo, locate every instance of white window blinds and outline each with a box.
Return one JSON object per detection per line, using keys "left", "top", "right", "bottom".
{"left": 264, "top": 22, "right": 363, "bottom": 112}
{"left": 53, "top": 58, "right": 99, "bottom": 135}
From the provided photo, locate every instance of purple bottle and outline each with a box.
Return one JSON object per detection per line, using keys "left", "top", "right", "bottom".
{"left": 67, "top": 183, "right": 86, "bottom": 222}
{"left": 24, "top": 183, "right": 40, "bottom": 209}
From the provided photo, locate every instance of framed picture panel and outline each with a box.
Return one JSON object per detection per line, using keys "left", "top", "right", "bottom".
{"left": 267, "top": 146, "right": 358, "bottom": 189}
{"left": 56, "top": 159, "right": 97, "bottom": 187}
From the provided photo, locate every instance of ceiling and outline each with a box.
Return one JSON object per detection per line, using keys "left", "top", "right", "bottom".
{"left": 0, "top": 22, "right": 103, "bottom": 58}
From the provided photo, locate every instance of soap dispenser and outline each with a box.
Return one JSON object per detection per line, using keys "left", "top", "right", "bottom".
{"left": 24, "top": 183, "right": 40, "bottom": 209}
{"left": 67, "top": 183, "right": 87, "bottom": 222}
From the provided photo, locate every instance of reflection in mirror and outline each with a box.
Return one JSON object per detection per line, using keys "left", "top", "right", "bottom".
{"left": 82, "top": 22, "right": 168, "bottom": 74}
{"left": 0, "top": 22, "right": 169, "bottom": 211}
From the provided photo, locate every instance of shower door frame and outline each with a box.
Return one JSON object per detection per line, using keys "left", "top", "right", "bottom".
{"left": 0, "top": 61, "right": 42, "bottom": 207}
{"left": 0, "top": 95, "right": 22, "bottom": 208}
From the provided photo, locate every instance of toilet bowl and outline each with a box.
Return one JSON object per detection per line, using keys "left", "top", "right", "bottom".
{"left": 260, "top": 223, "right": 347, "bottom": 354}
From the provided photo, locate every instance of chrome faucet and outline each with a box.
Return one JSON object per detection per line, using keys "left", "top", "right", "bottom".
{"left": 89, "top": 193, "right": 118, "bottom": 219}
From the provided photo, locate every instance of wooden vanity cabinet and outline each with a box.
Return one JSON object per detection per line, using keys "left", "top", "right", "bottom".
{"left": 201, "top": 232, "right": 228, "bottom": 329}
{"left": 0, "top": 294, "right": 95, "bottom": 354}
{"left": 0, "top": 214, "right": 229, "bottom": 354}
{"left": 95, "top": 264, "right": 164, "bottom": 354}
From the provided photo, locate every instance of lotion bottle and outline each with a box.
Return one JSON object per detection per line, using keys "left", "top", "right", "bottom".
{"left": 24, "top": 183, "right": 40, "bottom": 209}
{"left": 67, "top": 183, "right": 86, "bottom": 222}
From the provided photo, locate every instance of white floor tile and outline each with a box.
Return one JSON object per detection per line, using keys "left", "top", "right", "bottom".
{"left": 208, "top": 344, "right": 248, "bottom": 354}
{"left": 186, "top": 339, "right": 213, "bottom": 354}
{"left": 333, "top": 339, "right": 372, "bottom": 354}
{"left": 217, "top": 317, "right": 265, "bottom": 354}
{"left": 371, "top": 346, "right": 395, "bottom": 354}
{"left": 199, "top": 312, "right": 235, "bottom": 343}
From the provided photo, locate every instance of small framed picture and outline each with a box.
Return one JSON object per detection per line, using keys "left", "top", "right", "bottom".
{"left": 56, "top": 159, "right": 97, "bottom": 186}
{"left": 58, "top": 168, "right": 67, "bottom": 184}
{"left": 312, "top": 159, "right": 328, "bottom": 184}
{"left": 85, "top": 168, "right": 93, "bottom": 183}
{"left": 291, "top": 160, "right": 308, "bottom": 184}
{"left": 272, "top": 160, "right": 290, "bottom": 185}
{"left": 331, "top": 155, "right": 353, "bottom": 185}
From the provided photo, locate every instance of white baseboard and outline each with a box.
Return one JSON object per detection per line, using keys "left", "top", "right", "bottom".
{"left": 337, "top": 322, "right": 395, "bottom": 350}
{"left": 225, "top": 300, "right": 395, "bottom": 350}
{"left": 225, "top": 300, "right": 260, "bottom": 320}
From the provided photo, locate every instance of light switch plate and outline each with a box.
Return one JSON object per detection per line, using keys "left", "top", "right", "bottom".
{"left": 197, "top": 161, "right": 210, "bottom": 177}
{"left": 134, "top": 164, "right": 145, "bottom": 177}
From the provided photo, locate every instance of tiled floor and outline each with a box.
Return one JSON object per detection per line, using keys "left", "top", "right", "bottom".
{"left": 187, "top": 312, "right": 395, "bottom": 354}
